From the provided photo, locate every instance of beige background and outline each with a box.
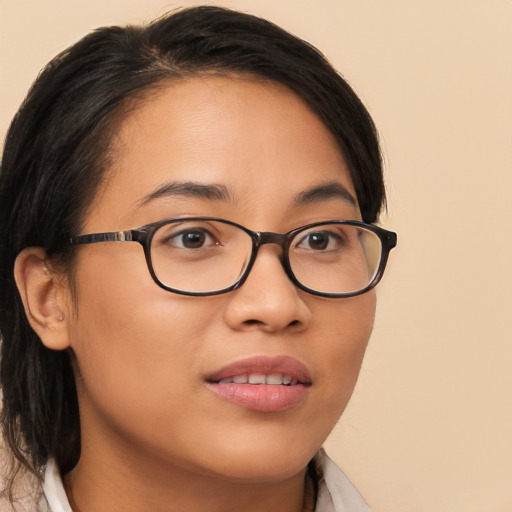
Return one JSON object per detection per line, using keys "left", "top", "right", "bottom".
{"left": 1, "top": 1, "right": 511, "bottom": 511}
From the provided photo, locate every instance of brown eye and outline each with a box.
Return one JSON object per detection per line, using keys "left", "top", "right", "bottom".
{"left": 295, "top": 231, "right": 342, "bottom": 251}
{"left": 164, "top": 228, "right": 217, "bottom": 249}
{"left": 181, "top": 231, "right": 207, "bottom": 248}
{"left": 305, "top": 232, "right": 329, "bottom": 250}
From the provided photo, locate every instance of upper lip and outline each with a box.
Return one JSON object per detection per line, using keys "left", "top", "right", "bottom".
{"left": 206, "top": 355, "right": 312, "bottom": 385}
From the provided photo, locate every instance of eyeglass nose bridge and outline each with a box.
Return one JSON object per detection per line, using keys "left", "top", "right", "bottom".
{"left": 243, "top": 231, "right": 294, "bottom": 287}
{"left": 254, "top": 231, "right": 289, "bottom": 248}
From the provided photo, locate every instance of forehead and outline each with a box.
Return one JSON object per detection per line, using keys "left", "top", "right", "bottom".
{"left": 86, "top": 75, "right": 358, "bottom": 230}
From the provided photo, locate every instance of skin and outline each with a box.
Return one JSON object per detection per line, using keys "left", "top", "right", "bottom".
{"left": 16, "top": 76, "right": 376, "bottom": 512}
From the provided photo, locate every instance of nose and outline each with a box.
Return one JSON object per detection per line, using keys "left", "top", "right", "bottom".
{"left": 223, "top": 246, "right": 312, "bottom": 333}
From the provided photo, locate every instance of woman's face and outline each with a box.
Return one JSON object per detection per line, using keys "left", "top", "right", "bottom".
{"left": 64, "top": 76, "right": 376, "bottom": 482}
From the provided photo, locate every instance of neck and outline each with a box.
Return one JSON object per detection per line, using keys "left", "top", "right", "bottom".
{"left": 65, "top": 451, "right": 311, "bottom": 512}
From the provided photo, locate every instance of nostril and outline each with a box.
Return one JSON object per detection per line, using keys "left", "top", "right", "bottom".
{"left": 243, "top": 319, "right": 263, "bottom": 326}
{"left": 240, "top": 318, "right": 302, "bottom": 331}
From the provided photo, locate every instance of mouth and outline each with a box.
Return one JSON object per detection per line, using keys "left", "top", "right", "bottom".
{"left": 205, "top": 355, "right": 312, "bottom": 413}
{"left": 216, "top": 374, "right": 301, "bottom": 385}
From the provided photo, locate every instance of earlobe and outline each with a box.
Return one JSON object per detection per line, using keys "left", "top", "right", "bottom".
{"left": 14, "top": 247, "right": 71, "bottom": 351}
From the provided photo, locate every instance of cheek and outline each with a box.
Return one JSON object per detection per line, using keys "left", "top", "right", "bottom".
{"left": 66, "top": 249, "right": 218, "bottom": 421}
{"left": 329, "top": 294, "right": 375, "bottom": 373}
{"left": 310, "top": 292, "right": 376, "bottom": 423}
{"left": 70, "top": 244, "right": 216, "bottom": 347}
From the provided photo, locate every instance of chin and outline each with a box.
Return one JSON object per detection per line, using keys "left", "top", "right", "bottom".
{"left": 192, "top": 431, "right": 321, "bottom": 483}
{"left": 210, "top": 455, "right": 311, "bottom": 484}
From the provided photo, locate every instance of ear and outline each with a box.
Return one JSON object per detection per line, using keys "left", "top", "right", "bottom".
{"left": 14, "top": 247, "right": 72, "bottom": 351}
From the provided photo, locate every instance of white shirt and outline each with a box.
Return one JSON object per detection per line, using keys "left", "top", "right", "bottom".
{"left": 38, "top": 450, "right": 372, "bottom": 512}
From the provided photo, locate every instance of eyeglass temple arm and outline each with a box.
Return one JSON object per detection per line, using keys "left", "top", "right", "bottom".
{"left": 69, "top": 230, "right": 135, "bottom": 245}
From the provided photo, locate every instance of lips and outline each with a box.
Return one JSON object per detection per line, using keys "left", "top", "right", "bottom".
{"left": 206, "top": 355, "right": 312, "bottom": 413}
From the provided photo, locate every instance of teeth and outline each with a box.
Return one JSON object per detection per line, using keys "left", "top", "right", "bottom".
{"left": 217, "top": 374, "right": 296, "bottom": 385}
{"left": 266, "top": 374, "right": 284, "bottom": 385}
{"left": 248, "top": 374, "right": 266, "bottom": 384}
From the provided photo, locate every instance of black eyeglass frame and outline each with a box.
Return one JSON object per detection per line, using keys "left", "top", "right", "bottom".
{"left": 69, "top": 217, "right": 397, "bottom": 298}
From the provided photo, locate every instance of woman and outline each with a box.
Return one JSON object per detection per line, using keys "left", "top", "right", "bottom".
{"left": 0, "top": 6, "right": 396, "bottom": 512}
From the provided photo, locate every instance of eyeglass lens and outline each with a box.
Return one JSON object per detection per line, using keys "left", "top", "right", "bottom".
{"left": 149, "top": 219, "right": 382, "bottom": 295}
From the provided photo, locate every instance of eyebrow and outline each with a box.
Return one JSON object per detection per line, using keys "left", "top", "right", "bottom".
{"left": 138, "top": 179, "right": 356, "bottom": 210}
{"left": 293, "top": 181, "right": 357, "bottom": 208}
{"left": 139, "top": 181, "right": 233, "bottom": 207}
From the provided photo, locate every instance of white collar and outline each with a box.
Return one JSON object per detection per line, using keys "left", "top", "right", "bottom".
{"left": 41, "top": 458, "right": 72, "bottom": 512}
{"left": 314, "top": 449, "right": 372, "bottom": 512}
{"left": 41, "top": 450, "right": 371, "bottom": 512}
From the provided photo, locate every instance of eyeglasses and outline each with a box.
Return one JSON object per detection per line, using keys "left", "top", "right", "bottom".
{"left": 69, "top": 217, "right": 397, "bottom": 298}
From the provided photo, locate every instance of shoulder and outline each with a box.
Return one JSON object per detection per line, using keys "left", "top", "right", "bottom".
{"left": 313, "top": 449, "right": 372, "bottom": 512}
{"left": 0, "top": 445, "right": 47, "bottom": 512}
{"left": 0, "top": 457, "right": 70, "bottom": 512}
{"left": 0, "top": 470, "right": 46, "bottom": 512}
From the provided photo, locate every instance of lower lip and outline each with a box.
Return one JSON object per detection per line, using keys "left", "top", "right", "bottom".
{"left": 206, "top": 383, "right": 309, "bottom": 412}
